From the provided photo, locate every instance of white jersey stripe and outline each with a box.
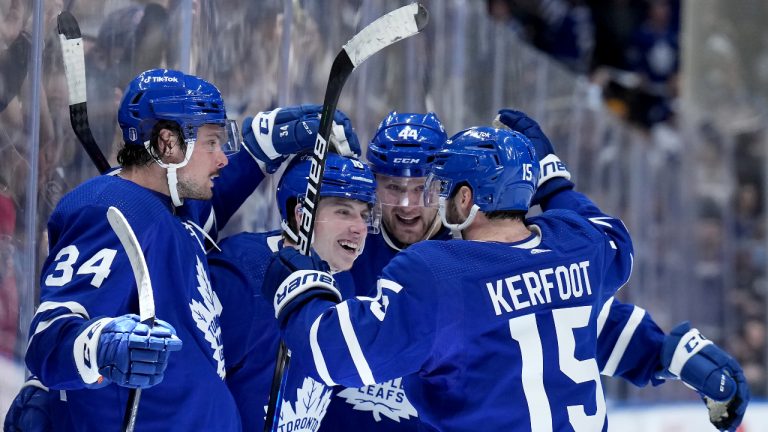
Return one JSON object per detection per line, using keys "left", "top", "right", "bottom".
{"left": 596, "top": 297, "right": 614, "bottom": 337}
{"left": 601, "top": 306, "right": 646, "bottom": 376}
{"left": 36, "top": 301, "right": 89, "bottom": 317}
{"left": 309, "top": 312, "right": 338, "bottom": 386}
{"left": 337, "top": 302, "right": 376, "bottom": 385}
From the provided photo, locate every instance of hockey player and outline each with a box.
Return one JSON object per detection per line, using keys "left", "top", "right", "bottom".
{"left": 261, "top": 124, "right": 636, "bottom": 431}
{"left": 17, "top": 67, "right": 361, "bottom": 431}
{"left": 321, "top": 111, "right": 449, "bottom": 431}
{"left": 22, "top": 68, "right": 238, "bottom": 431}
{"left": 4, "top": 99, "right": 362, "bottom": 431}
{"left": 494, "top": 109, "right": 749, "bottom": 432}
{"left": 211, "top": 152, "right": 378, "bottom": 431}
{"left": 323, "top": 109, "right": 748, "bottom": 432}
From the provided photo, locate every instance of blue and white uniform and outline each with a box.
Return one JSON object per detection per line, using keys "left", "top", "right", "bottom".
{"left": 24, "top": 68, "right": 265, "bottom": 432}
{"left": 214, "top": 231, "right": 357, "bottom": 432}
{"left": 26, "top": 175, "right": 241, "bottom": 431}
{"left": 280, "top": 188, "right": 634, "bottom": 432}
{"left": 215, "top": 152, "right": 377, "bottom": 432}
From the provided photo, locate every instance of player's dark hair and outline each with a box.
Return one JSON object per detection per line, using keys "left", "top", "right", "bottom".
{"left": 117, "top": 120, "right": 186, "bottom": 167}
{"left": 485, "top": 210, "right": 526, "bottom": 222}
{"left": 450, "top": 181, "right": 526, "bottom": 222}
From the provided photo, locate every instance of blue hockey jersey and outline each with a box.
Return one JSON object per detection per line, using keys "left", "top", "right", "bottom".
{"left": 26, "top": 175, "right": 240, "bottom": 431}
{"left": 24, "top": 148, "right": 265, "bottom": 432}
{"left": 280, "top": 189, "right": 634, "bottom": 432}
{"left": 319, "top": 228, "right": 450, "bottom": 432}
{"left": 211, "top": 230, "right": 357, "bottom": 432}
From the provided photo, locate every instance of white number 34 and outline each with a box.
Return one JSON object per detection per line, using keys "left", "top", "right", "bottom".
{"left": 44, "top": 245, "right": 117, "bottom": 288}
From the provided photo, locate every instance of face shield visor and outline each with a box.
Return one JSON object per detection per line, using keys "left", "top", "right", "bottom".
{"left": 376, "top": 174, "right": 439, "bottom": 209}
{"left": 193, "top": 119, "right": 241, "bottom": 155}
{"left": 423, "top": 172, "right": 453, "bottom": 208}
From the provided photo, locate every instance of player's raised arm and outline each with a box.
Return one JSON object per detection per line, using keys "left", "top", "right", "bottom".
{"left": 495, "top": 109, "right": 633, "bottom": 297}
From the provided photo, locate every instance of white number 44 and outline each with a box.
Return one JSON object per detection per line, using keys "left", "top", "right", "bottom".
{"left": 44, "top": 245, "right": 117, "bottom": 288}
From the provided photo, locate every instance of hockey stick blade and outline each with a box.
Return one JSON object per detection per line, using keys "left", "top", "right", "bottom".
{"left": 58, "top": 11, "right": 111, "bottom": 174}
{"left": 106, "top": 206, "right": 155, "bottom": 432}
{"left": 264, "top": 4, "right": 429, "bottom": 432}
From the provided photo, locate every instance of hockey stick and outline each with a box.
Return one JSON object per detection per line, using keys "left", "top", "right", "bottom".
{"left": 263, "top": 4, "right": 429, "bottom": 432}
{"left": 58, "top": 11, "right": 111, "bottom": 174}
{"left": 106, "top": 206, "right": 156, "bottom": 432}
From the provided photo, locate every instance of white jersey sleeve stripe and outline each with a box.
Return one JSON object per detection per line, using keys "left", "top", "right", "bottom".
{"left": 601, "top": 306, "right": 646, "bottom": 376}
{"left": 33, "top": 313, "right": 85, "bottom": 338}
{"left": 596, "top": 297, "right": 614, "bottom": 337}
{"left": 310, "top": 312, "right": 338, "bottom": 386}
{"left": 336, "top": 301, "right": 376, "bottom": 385}
{"left": 36, "top": 301, "right": 89, "bottom": 317}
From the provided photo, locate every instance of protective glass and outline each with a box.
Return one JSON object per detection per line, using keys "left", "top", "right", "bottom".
{"left": 222, "top": 119, "right": 241, "bottom": 154}
{"left": 196, "top": 119, "right": 241, "bottom": 154}
{"left": 376, "top": 174, "right": 435, "bottom": 207}
{"left": 423, "top": 172, "right": 452, "bottom": 208}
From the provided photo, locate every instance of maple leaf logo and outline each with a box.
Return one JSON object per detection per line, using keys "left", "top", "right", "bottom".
{"left": 272, "top": 377, "right": 333, "bottom": 431}
{"left": 336, "top": 378, "right": 417, "bottom": 422}
{"left": 189, "top": 256, "right": 225, "bottom": 379}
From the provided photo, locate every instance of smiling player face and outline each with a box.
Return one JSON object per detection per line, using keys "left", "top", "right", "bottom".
{"left": 376, "top": 175, "right": 439, "bottom": 246}
{"left": 296, "top": 197, "right": 371, "bottom": 272}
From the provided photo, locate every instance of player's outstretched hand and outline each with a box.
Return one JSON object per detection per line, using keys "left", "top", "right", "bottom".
{"left": 75, "top": 314, "right": 182, "bottom": 389}
{"left": 493, "top": 109, "right": 572, "bottom": 204}
{"left": 243, "top": 104, "right": 361, "bottom": 173}
{"left": 661, "top": 322, "right": 750, "bottom": 431}
{"left": 3, "top": 377, "right": 52, "bottom": 432}
{"left": 262, "top": 247, "right": 341, "bottom": 325}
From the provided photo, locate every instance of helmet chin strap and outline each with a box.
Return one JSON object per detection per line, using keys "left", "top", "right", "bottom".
{"left": 438, "top": 196, "right": 479, "bottom": 238}
{"left": 145, "top": 138, "right": 196, "bottom": 207}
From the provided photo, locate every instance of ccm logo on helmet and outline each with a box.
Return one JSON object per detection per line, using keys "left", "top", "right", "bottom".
{"left": 393, "top": 158, "right": 420, "bottom": 164}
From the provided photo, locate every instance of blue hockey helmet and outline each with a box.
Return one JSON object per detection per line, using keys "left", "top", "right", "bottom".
{"left": 117, "top": 68, "right": 228, "bottom": 146}
{"left": 425, "top": 126, "right": 539, "bottom": 214}
{"left": 367, "top": 112, "right": 447, "bottom": 177}
{"left": 277, "top": 153, "right": 379, "bottom": 239}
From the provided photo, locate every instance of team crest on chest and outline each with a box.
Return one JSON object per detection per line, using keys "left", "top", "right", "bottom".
{"left": 189, "top": 256, "right": 226, "bottom": 378}
{"left": 273, "top": 377, "right": 333, "bottom": 431}
{"left": 336, "top": 378, "right": 417, "bottom": 422}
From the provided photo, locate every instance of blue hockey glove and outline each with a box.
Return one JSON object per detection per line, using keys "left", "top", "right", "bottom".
{"left": 3, "top": 377, "right": 52, "bottom": 432}
{"left": 242, "top": 104, "right": 361, "bottom": 173}
{"left": 494, "top": 109, "right": 573, "bottom": 204}
{"left": 73, "top": 314, "right": 183, "bottom": 389}
{"left": 262, "top": 247, "right": 341, "bottom": 325}
{"left": 660, "top": 322, "right": 750, "bottom": 431}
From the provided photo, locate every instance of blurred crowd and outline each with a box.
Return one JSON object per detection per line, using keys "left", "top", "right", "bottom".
{"left": 486, "top": 0, "right": 768, "bottom": 398}
{"left": 0, "top": 0, "right": 765, "bottom": 402}
{"left": 486, "top": 0, "right": 680, "bottom": 130}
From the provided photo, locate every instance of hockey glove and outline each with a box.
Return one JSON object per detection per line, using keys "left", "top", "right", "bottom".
{"left": 494, "top": 109, "right": 574, "bottom": 204}
{"left": 242, "top": 104, "right": 361, "bottom": 173}
{"left": 660, "top": 322, "right": 750, "bottom": 431}
{"left": 73, "top": 314, "right": 183, "bottom": 389}
{"left": 262, "top": 247, "right": 341, "bottom": 325}
{"left": 3, "top": 377, "right": 52, "bottom": 432}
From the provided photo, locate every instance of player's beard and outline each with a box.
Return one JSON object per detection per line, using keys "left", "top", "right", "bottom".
{"left": 176, "top": 172, "right": 215, "bottom": 200}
